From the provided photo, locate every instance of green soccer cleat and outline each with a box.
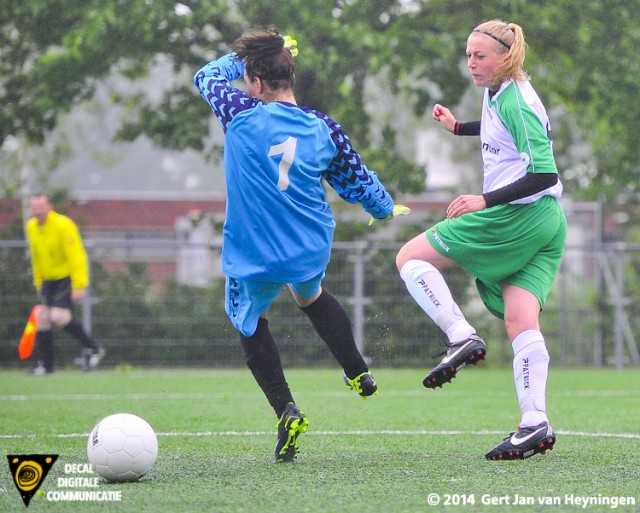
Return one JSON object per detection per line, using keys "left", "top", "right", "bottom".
{"left": 274, "top": 403, "right": 308, "bottom": 463}
{"left": 343, "top": 371, "right": 378, "bottom": 399}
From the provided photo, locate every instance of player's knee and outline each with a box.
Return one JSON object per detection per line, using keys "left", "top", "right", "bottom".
{"left": 35, "top": 307, "right": 49, "bottom": 324}
{"left": 50, "top": 308, "right": 72, "bottom": 327}
{"left": 505, "top": 319, "right": 540, "bottom": 342}
{"left": 37, "top": 318, "right": 52, "bottom": 330}
{"left": 395, "top": 246, "right": 411, "bottom": 272}
{"left": 35, "top": 307, "right": 52, "bottom": 330}
{"left": 396, "top": 239, "right": 449, "bottom": 273}
{"left": 504, "top": 320, "right": 521, "bottom": 341}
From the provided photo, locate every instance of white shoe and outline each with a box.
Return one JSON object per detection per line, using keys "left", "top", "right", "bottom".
{"left": 82, "top": 346, "right": 105, "bottom": 371}
{"left": 33, "top": 362, "right": 51, "bottom": 376}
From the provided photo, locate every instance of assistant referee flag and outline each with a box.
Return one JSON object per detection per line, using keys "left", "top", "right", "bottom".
{"left": 18, "top": 306, "right": 38, "bottom": 360}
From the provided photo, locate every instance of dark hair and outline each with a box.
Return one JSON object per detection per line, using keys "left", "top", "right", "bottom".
{"left": 232, "top": 27, "right": 295, "bottom": 90}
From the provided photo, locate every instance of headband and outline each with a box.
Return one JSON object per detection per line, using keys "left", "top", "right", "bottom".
{"left": 473, "top": 29, "right": 511, "bottom": 50}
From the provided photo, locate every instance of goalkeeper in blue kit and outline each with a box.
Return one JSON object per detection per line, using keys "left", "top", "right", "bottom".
{"left": 194, "top": 27, "right": 408, "bottom": 462}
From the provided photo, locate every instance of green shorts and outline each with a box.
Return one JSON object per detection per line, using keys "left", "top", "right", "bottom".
{"left": 426, "top": 195, "right": 567, "bottom": 319}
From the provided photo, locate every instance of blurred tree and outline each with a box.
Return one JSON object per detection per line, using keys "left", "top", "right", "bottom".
{"left": 519, "top": 0, "right": 640, "bottom": 206}
{"left": 2, "top": 0, "right": 639, "bottom": 214}
{"left": 0, "top": 0, "right": 238, "bottom": 146}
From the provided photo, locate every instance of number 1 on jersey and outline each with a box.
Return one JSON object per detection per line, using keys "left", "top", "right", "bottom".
{"left": 269, "top": 136, "right": 297, "bottom": 191}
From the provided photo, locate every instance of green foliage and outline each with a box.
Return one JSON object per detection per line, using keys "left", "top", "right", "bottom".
{"left": 90, "top": 262, "right": 170, "bottom": 364}
{"left": 83, "top": 262, "right": 240, "bottom": 366}
{"left": 115, "top": 85, "right": 212, "bottom": 152}
{"left": 0, "top": 0, "right": 238, "bottom": 145}
{"left": 360, "top": 125, "right": 426, "bottom": 197}
{"left": 514, "top": 0, "right": 640, "bottom": 205}
{"left": 2, "top": 0, "right": 639, "bottom": 213}
{"left": 0, "top": 246, "right": 34, "bottom": 363}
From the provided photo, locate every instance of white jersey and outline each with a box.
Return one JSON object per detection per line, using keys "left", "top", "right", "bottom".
{"left": 480, "top": 80, "right": 563, "bottom": 204}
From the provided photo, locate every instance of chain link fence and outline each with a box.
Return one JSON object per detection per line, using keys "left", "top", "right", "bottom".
{"left": 1, "top": 239, "right": 638, "bottom": 370}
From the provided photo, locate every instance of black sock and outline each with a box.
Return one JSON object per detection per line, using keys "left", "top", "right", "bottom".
{"left": 37, "top": 330, "right": 55, "bottom": 372}
{"left": 63, "top": 319, "right": 98, "bottom": 350}
{"left": 300, "top": 289, "right": 368, "bottom": 379}
{"left": 239, "top": 318, "right": 294, "bottom": 418}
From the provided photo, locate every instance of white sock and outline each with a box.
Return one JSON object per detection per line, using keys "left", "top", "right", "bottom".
{"left": 399, "top": 259, "right": 475, "bottom": 343}
{"left": 512, "top": 330, "right": 550, "bottom": 427}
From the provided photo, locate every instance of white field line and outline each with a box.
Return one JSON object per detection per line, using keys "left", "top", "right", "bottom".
{"left": 2, "top": 391, "right": 638, "bottom": 440}
{"left": 1, "top": 430, "right": 639, "bottom": 440}
{"left": 1, "top": 390, "right": 638, "bottom": 401}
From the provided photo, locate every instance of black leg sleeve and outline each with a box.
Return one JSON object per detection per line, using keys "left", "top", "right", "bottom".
{"left": 300, "top": 289, "right": 368, "bottom": 379}
{"left": 37, "top": 330, "right": 55, "bottom": 372}
{"left": 63, "top": 319, "right": 98, "bottom": 350}
{"left": 239, "top": 318, "right": 294, "bottom": 418}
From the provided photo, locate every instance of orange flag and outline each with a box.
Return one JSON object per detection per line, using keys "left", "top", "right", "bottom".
{"left": 18, "top": 306, "right": 39, "bottom": 360}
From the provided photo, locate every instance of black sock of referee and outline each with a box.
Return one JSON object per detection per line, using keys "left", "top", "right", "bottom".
{"left": 239, "top": 318, "right": 294, "bottom": 418}
{"left": 300, "top": 289, "right": 368, "bottom": 380}
{"left": 37, "top": 330, "right": 55, "bottom": 372}
{"left": 63, "top": 319, "right": 98, "bottom": 351}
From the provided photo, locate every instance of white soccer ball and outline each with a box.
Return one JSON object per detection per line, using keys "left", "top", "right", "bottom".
{"left": 87, "top": 413, "right": 158, "bottom": 482}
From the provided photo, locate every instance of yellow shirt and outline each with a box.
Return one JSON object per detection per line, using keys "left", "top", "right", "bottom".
{"left": 26, "top": 211, "right": 89, "bottom": 290}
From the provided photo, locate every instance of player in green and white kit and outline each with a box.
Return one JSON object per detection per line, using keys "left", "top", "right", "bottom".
{"left": 396, "top": 20, "right": 566, "bottom": 460}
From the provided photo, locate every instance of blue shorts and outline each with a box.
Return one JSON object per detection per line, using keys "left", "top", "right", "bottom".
{"left": 225, "top": 272, "right": 324, "bottom": 336}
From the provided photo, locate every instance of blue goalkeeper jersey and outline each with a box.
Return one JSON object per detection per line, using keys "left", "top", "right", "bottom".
{"left": 194, "top": 53, "right": 395, "bottom": 282}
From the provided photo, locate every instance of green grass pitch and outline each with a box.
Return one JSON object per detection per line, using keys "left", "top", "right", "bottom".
{"left": 0, "top": 367, "right": 638, "bottom": 513}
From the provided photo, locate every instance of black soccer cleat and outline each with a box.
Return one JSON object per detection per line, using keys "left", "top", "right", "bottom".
{"left": 423, "top": 335, "right": 486, "bottom": 388}
{"left": 485, "top": 422, "right": 556, "bottom": 460}
{"left": 343, "top": 371, "right": 378, "bottom": 399}
{"left": 274, "top": 403, "right": 308, "bottom": 463}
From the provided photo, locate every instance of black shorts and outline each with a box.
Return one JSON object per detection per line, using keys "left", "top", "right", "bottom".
{"left": 40, "top": 277, "right": 73, "bottom": 309}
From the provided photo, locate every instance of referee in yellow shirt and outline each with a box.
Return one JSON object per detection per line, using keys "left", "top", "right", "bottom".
{"left": 26, "top": 193, "right": 104, "bottom": 375}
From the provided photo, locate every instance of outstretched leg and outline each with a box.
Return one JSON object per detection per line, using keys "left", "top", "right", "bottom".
{"left": 62, "top": 318, "right": 104, "bottom": 371}
{"left": 49, "top": 304, "right": 103, "bottom": 371}
{"left": 63, "top": 318, "right": 98, "bottom": 351}
{"left": 300, "top": 289, "right": 369, "bottom": 379}
{"left": 398, "top": 259, "right": 485, "bottom": 388}
{"left": 298, "top": 289, "right": 377, "bottom": 398}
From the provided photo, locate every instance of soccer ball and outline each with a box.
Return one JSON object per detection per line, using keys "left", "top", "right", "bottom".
{"left": 87, "top": 413, "right": 158, "bottom": 482}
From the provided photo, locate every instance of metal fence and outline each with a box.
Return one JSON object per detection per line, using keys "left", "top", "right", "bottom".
{"left": 1, "top": 239, "right": 638, "bottom": 370}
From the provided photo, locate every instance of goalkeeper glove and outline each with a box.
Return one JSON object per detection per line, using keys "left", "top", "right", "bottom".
{"left": 369, "top": 204, "right": 411, "bottom": 226}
